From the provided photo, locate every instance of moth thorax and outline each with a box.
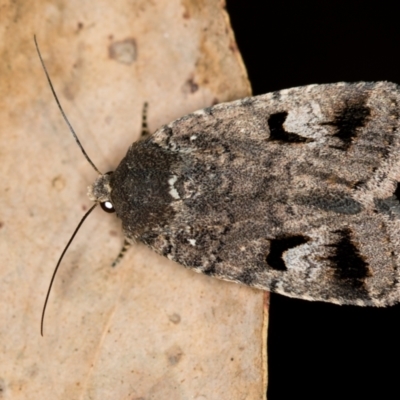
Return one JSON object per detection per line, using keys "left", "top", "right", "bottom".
{"left": 87, "top": 174, "right": 112, "bottom": 203}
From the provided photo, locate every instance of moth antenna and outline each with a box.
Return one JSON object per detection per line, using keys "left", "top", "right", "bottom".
{"left": 41, "top": 204, "right": 97, "bottom": 336}
{"left": 34, "top": 35, "right": 102, "bottom": 175}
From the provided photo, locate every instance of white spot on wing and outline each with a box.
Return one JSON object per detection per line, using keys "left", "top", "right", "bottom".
{"left": 188, "top": 239, "right": 196, "bottom": 246}
{"left": 168, "top": 175, "right": 180, "bottom": 199}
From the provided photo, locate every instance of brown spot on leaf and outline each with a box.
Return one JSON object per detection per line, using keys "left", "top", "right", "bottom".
{"left": 229, "top": 40, "right": 238, "bottom": 53}
{"left": 0, "top": 377, "right": 6, "bottom": 396}
{"left": 182, "top": 77, "right": 199, "bottom": 94}
{"left": 52, "top": 175, "right": 65, "bottom": 191}
{"left": 109, "top": 38, "right": 137, "bottom": 65}
{"left": 166, "top": 344, "right": 184, "bottom": 366}
{"left": 168, "top": 313, "right": 181, "bottom": 324}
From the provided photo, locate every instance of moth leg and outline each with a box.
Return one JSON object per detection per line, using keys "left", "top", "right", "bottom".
{"left": 140, "top": 102, "right": 150, "bottom": 139}
{"left": 111, "top": 239, "right": 132, "bottom": 267}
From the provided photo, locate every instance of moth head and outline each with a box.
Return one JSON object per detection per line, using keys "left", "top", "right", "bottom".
{"left": 87, "top": 172, "right": 116, "bottom": 213}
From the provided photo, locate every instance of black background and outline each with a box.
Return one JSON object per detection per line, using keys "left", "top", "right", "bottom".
{"left": 226, "top": 1, "right": 400, "bottom": 399}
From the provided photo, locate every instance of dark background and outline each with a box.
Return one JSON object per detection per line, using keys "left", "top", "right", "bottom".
{"left": 226, "top": 1, "right": 400, "bottom": 399}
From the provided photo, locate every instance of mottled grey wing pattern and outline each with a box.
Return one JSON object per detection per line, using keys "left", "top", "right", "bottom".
{"left": 107, "top": 82, "right": 400, "bottom": 306}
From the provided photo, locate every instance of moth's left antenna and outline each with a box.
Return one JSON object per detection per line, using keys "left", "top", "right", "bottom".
{"left": 34, "top": 35, "right": 102, "bottom": 175}
{"left": 40, "top": 204, "right": 97, "bottom": 336}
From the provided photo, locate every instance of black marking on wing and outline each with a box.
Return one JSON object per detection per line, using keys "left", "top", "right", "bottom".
{"left": 267, "top": 235, "right": 310, "bottom": 271}
{"left": 269, "top": 279, "right": 279, "bottom": 292}
{"left": 268, "top": 112, "right": 313, "bottom": 143}
{"left": 162, "top": 244, "right": 173, "bottom": 256}
{"left": 323, "top": 97, "right": 370, "bottom": 150}
{"left": 394, "top": 182, "right": 400, "bottom": 200}
{"left": 203, "top": 265, "right": 216, "bottom": 276}
{"left": 328, "top": 229, "right": 371, "bottom": 288}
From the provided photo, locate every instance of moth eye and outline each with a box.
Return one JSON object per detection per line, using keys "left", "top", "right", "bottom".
{"left": 100, "top": 201, "right": 115, "bottom": 213}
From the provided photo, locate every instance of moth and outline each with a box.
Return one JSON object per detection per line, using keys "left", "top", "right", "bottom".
{"left": 88, "top": 81, "right": 400, "bottom": 309}
{"left": 36, "top": 39, "right": 400, "bottom": 334}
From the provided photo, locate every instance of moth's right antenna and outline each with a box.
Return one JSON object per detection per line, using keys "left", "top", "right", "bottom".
{"left": 34, "top": 35, "right": 102, "bottom": 175}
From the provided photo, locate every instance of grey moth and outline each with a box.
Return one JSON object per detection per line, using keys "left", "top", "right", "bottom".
{"left": 88, "top": 81, "right": 400, "bottom": 308}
